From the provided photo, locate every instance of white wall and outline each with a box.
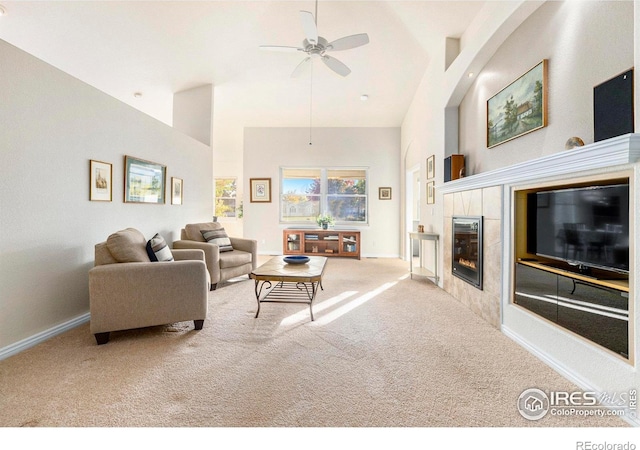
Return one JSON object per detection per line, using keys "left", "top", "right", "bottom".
{"left": 458, "top": 1, "right": 635, "bottom": 174}
{"left": 243, "top": 127, "right": 400, "bottom": 257}
{"left": 0, "top": 39, "right": 213, "bottom": 352}
{"left": 173, "top": 84, "right": 213, "bottom": 147}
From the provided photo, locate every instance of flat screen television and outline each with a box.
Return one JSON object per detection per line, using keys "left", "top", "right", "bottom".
{"left": 530, "top": 184, "right": 629, "bottom": 273}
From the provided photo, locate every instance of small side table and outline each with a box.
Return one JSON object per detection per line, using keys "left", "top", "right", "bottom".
{"left": 409, "top": 232, "right": 439, "bottom": 284}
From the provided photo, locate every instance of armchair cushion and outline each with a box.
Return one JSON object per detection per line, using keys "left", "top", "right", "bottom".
{"left": 106, "top": 228, "right": 150, "bottom": 263}
{"left": 201, "top": 228, "right": 233, "bottom": 252}
{"left": 146, "top": 233, "right": 174, "bottom": 262}
{"left": 185, "top": 222, "right": 223, "bottom": 242}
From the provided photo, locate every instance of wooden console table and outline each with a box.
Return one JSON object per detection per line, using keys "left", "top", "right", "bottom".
{"left": 409, "top": 232, "right": 439, "bottom": 284}
{"left": 283, "top": 228, "right": 360, "bottom": 259}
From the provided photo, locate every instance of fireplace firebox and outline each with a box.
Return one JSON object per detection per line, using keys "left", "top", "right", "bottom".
{"left": 452, "top": 216, "right": 483, "bottom": 289}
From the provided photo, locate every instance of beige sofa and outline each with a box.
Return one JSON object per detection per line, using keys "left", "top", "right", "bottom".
{"left": 89, "top": 228, "right": 209, "bottom": 345}
{"left": 173, "top": 222, "right": 257, "bottom": 290}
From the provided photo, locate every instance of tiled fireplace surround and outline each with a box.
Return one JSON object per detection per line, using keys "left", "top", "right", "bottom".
{"left": 443, "top": 186, "right": 502, "bottom": 328}
{"left": 439, "top": 133, "right": 640, "bottom": 332}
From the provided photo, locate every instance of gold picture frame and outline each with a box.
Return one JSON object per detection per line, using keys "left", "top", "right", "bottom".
{"left": 89, "top": 160, "right": 112, "bottom": 202}
{"left": 250, "top": 178, "right": 271, "bottom": 203}
{"left": 487, "top": 59, "right": 548, "bottom": 148}
{"left": 426, "top": 181, "right": 435, "bottom": 204}
{"left": 427, "top": 155, "right": 435, "bottom": 179}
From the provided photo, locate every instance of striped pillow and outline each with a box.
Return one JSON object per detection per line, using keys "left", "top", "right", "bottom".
{"left": 201, "top": 229, "right": 233, "bottom": 252}
{"left": 146, "top": 233, "right": 174, "bottom": 262}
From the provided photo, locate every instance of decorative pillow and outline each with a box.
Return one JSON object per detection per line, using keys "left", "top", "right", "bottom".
{"left": 146, "top": 233, "right": 174, "bottom": 262}
{"left": 106, "top": 228, "right": 150, "bottom": 263}
{"left": 185, "top": 222, "right": 224, "bottom": 242}
{"left": 201, "top": 228, "right": 233, "bottom": 252}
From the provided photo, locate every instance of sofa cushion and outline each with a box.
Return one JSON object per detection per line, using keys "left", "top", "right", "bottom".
{"left": 219, "top": 249, "right": 252, "bottom": 269}
{"left": 146, "top": 233, "right": 174, "bottom": 262}
{"left": 185, "top": 222, "right": 223, "bottom": 242}
{"left": 201, "top": 228, "right": 233, "bottom": 252}
{"left": 106, "top": 228, "right": 150, "bottom": 263}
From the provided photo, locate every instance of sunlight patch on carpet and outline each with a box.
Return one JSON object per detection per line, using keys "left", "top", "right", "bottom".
{"left": 311, "top": 281, "right": 398, "bottom": 326}
{"left": 279, "top": 290, "right": 358, "bottom": 327}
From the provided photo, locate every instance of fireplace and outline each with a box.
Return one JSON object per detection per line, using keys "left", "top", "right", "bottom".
{"left": 452, "top": 216, "right": 483, "bottom": 289}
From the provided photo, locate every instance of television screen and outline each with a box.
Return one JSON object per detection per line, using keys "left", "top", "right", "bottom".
{"left": 594, "top": 69, "right": 634, "bottom": 142}
{"left": 535, "top": 184, "right": 629, "bottom": 273}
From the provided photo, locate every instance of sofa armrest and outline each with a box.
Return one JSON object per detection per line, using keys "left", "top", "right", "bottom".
{"left": 229, "top": 237, "right": 258, "bottom": 268}
{"left": 89, "top": 260, "right": 208, "bottom": 334}
{"left": 173, "top": 240, "right": 220, "bottom": 265}
{"left": 172, "top": 248, "right": 205, "bottom": 262}
{"left": 173, "top": 239, "right": 221, "bottom": 283}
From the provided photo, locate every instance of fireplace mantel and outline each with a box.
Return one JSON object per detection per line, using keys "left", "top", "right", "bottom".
{"left": 438, "top": 133, "right": 640, "bottom": 194}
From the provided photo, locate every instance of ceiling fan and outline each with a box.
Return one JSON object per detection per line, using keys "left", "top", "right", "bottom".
{"left": 260, "top": 2, "right": 369, "bottom": 77}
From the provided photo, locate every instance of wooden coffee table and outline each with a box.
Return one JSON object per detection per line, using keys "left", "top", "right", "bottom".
{"left": 249, "top": 256, "right": 327, "bottom": 321}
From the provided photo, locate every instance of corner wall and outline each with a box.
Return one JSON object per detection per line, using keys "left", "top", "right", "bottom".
{"left": 0, "top": 39, "right": 213, "bottom": 352}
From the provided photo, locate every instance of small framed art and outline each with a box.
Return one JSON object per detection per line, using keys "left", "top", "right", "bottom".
{"left": 89, "top": 159, "right": 112, "bottom": 202}
{"left": 124, "top": 155, "right": 166, "bottom": 204}
{"left": 171, "top": 177, "right": 183, "bottom": 205}
{"left": 427, "top": 155, "right": 435, "bottom": 179}
{"left": 379, "top": 187, "right": 392, "bottom": 200}
{"left": 250, "top": 178, "right": 271, "bottom": 203}
{"left": 426, "top": 181, "right": 435, "bottom": 204}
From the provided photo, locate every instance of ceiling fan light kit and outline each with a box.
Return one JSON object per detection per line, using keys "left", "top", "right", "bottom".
{"left": 260, "top": 7, "right": 369, "bottom": 78}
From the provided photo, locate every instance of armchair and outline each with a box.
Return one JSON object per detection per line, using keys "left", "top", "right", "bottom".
{"left": 173, "top": 222, "right": 257, "bottom": 290}
{"left": 89, "top": 228, "right": 209, "bottom": 345}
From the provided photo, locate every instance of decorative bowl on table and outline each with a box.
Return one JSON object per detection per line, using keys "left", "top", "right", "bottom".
{"left": 283, "top": 256, "right": 310, "bottom": 264}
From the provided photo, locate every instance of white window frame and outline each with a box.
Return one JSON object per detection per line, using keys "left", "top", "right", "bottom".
{"left": 279, "top": 167, "right": 368, "bottom": 225}
{"left": 214, "top": 177, "right": 237, "bottom": 220}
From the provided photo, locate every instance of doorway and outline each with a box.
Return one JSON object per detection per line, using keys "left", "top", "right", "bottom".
{"left": 405, "top": 164, "right": 420, "bottom": 261}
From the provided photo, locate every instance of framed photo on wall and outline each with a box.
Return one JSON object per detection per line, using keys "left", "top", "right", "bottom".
{"left": 89, "top": 159, "right": 112, "bottom": 202}
{"left": 426, "top": 181, "right": 435, "bottom": 204}
{"left": 171, "top": 177, "right": 183, "bottom": 205}
{"left": 427, "top": 155, "right": 435, "bottom": 179}
{"left": 124, "top": 155, "right": 166, "bottom": 204}
{"left": 487, "top": 59, "right": 548, "bottom": 148}
{"left": 379, "top": 187, "right": 392, "bottom": 200}
{"left": 250, "top": 178, "right": 271, "bottom": 203}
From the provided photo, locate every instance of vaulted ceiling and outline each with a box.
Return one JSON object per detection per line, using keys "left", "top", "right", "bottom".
{"left": 0, "top": 1, "right": 485, "bottom": 127}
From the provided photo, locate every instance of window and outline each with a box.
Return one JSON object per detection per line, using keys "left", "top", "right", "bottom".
{"left": 280, "top": 168, "right": 367, "bottom": 224}
{"left": 214, "top": 178, "right": 237, "bottom": 218}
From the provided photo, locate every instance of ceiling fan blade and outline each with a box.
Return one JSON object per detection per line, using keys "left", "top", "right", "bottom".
{"left": 322, "top": 55, "right": 351, "bottom": 77}
{"left": 327, "top": 33, "right": 370, "bottom": 51}
{"left": 260, "top": 45, "right": 303, "bottom": 53}
{"left": 300, "top": 10, "right": 318, "bottom": 45}
{"left": 291, "top": 57, "right": 312, "bottom": 78}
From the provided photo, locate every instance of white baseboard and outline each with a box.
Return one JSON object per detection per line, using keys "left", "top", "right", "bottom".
{"left": 0, "top": 313, "right": 90, "bottom": 361}
{"left": 502, "top": 325, "right": 640, "bottom": 427}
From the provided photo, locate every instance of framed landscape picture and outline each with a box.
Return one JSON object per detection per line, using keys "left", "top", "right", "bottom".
{"left": 171, "top": 177, "right": 183, "bottom": 205}
{"left": 89, "top": 159, "right": 112, "bottom": 202}
{"left": 250, "top": 178, "right": 271, "bottom": 203}
{"left": 124, "top": 155, "right": 166, "bottom": 204}
{"left": 487, "top": 59, "right": 548, "bottom": 148}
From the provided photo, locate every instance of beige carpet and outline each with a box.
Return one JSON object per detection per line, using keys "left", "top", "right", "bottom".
{"left": 0, "top": 257, "right": 628, "bottom": 429}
